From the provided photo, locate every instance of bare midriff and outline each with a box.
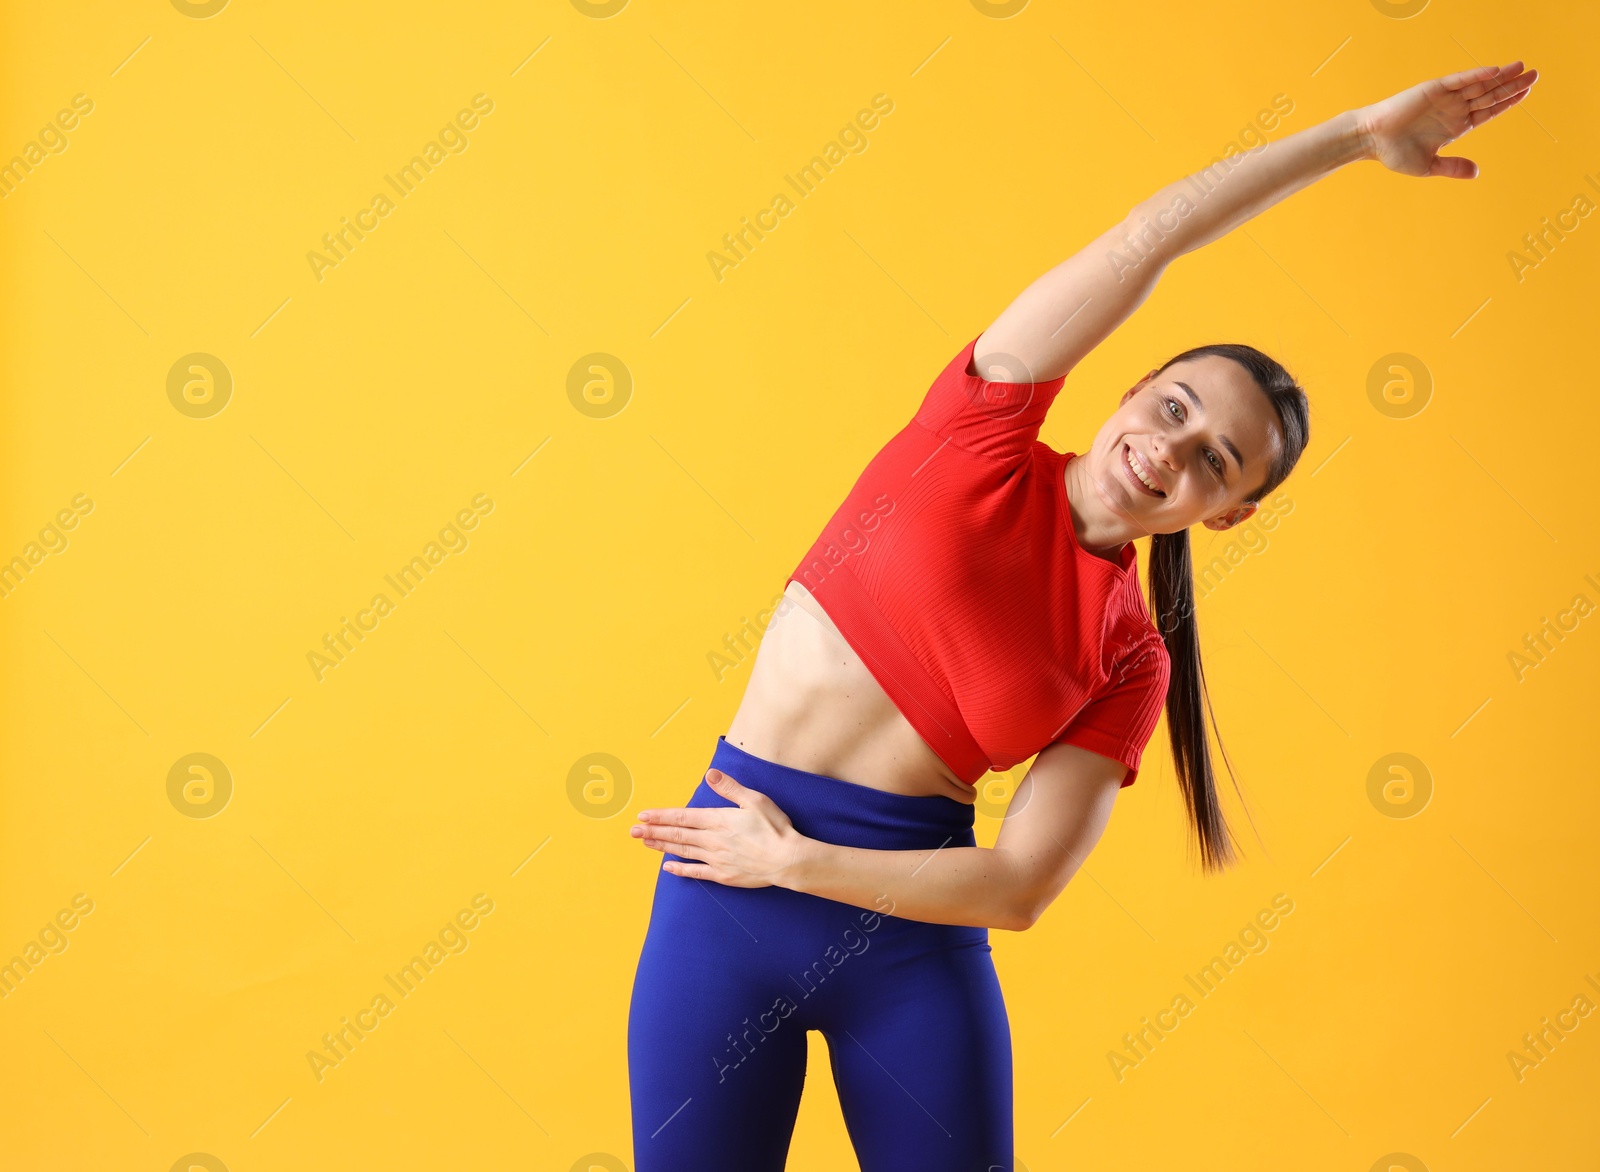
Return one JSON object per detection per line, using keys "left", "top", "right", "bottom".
{"left": 723, "top": 580, "right": 977, "bottom": 804}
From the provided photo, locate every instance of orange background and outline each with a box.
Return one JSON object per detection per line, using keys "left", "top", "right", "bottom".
{"left": 1, "top": 1, "right": 1596, "bottom": 1169}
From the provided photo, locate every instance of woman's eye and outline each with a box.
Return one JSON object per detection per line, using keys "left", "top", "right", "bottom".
{"left": 1164, "top": 398, "right": 1181, "bottom": 419}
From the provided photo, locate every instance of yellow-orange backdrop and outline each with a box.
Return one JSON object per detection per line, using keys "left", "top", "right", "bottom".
{"left": 1, "top": 1, "right": 1596, "bottom": 1169}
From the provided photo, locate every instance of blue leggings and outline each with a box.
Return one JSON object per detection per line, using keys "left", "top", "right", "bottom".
{"left": 627, "top": 737, "right": 1013, "bottom": 1171}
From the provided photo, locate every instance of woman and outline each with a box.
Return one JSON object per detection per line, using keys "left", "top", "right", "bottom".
{"left": 628, "top": 62, "right": 1536, "bottom": 1171}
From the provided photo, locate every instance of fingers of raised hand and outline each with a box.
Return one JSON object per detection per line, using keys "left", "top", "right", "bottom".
{"left": 1466, "top": 68, "right": 1537, "bottom": 111}
{"left": 1469, "top": 85, "right": 1532, "bottom": 128}
{"left": 1446, "top": 61, "right": 1519, "bottom": 96}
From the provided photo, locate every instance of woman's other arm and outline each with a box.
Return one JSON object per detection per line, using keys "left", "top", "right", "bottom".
{"left": 975, "top": 62, "right": 1536, "bottom": 383}
{"left": 631, "top": 740, "right": 1128, "bottom": 931}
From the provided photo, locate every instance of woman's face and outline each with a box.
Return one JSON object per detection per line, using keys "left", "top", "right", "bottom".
{"left": 1086, "top": 355, "right": 1284, "bottom": 537}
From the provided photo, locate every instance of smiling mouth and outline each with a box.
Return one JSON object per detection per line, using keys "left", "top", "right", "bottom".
{"left": 1122, "top": 442, "right": 1165, "bottom": 498}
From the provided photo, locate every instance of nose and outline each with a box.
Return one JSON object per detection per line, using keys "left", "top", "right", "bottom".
{"left": 1149, "top": 434, "right": 1179, "bottom": 470}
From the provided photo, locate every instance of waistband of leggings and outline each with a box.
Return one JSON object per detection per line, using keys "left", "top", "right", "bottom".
{"left": 703, "top": 736, "right": 976, "bottom": 851}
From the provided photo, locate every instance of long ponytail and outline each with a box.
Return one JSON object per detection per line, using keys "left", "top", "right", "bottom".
{"left": 1146, "top": 343, "right": 1310, "bottom": 874}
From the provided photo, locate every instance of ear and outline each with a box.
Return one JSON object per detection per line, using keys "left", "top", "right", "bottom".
{"left": 1201, "top": 500, "right": 1258, "bottom": 531}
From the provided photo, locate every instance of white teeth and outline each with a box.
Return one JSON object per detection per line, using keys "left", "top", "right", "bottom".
{"left": 1126, "top": 445, "right": 1161, "bottom": 494}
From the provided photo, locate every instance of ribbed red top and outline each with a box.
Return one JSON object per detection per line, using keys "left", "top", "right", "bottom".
{"left": 786, "top": 335, "right": 1170, "bottom": 787}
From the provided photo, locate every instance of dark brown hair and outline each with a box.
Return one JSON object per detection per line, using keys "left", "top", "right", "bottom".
{"left": 1145, "top": 344, "right": 1310, "bottom": 873}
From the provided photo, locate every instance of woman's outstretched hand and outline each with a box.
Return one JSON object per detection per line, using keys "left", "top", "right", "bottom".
{"left": 1356, "top": 61, "right": 1538, "bottom": 179}
{"left": 631, "top": 768, "right": 806, "bottom": 888}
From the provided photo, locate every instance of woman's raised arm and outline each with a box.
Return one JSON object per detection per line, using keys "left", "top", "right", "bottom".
{"left": 974, "top": 62, "right": 1537, "bottom": 384}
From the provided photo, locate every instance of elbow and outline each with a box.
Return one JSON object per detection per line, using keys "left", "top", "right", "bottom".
{"left": 1004, "top": 894, "right": 1045, "bottom": 933}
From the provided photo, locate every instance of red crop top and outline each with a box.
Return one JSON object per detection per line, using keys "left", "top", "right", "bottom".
{"left": 786, "top": 334, "right": 1171, "bottom": 788}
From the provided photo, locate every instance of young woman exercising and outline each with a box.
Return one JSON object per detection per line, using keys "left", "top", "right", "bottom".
{"left": 627, "top": 62, "right": 1536, "bottom": 1171}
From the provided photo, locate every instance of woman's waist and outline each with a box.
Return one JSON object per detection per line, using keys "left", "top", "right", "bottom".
{"left": 726, "top": 587, "right": 976, "bottom": 803}
{"left": 696, "top": 737, "right": 978, "bottom": 852}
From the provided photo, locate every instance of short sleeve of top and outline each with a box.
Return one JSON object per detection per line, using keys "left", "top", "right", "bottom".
{"left": 911, "top": 337, "right": 1067, "bottom": 465}
{"left": 1051, "top": 629, "right": 1170, "bottom": 787}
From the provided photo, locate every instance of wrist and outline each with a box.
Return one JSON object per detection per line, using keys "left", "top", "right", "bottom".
{"left": 1340, "top": 107, "right": 1376, "bottom": 164}
{"left": 778, "top": 832, "right": 824, "bottom": 892}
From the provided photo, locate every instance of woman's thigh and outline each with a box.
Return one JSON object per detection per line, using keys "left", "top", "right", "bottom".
{"left": 817, "top": 923, "right": 1014, "bottom": 1172}
{"left": 627, "top": 868, "right": 842, "bottom": 1171}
